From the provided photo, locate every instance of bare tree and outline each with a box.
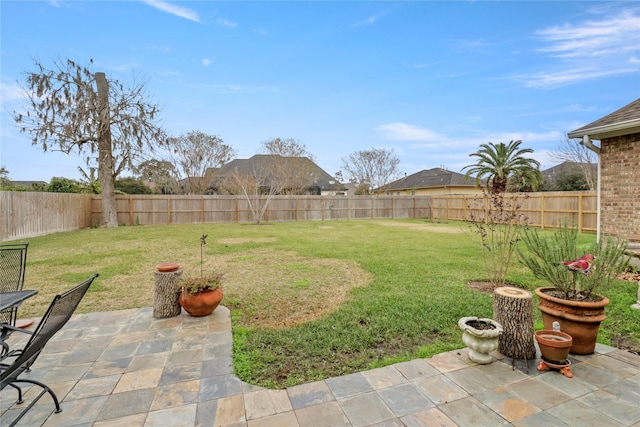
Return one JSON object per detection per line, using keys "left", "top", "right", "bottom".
{"left": 341, "top": 148, "right": 400, "bottom": 194}
{"left": 135, "top": 159, "right": 180, "bottom": 194}
{"left": 549, "top": 134, "right": 597, "bottom": 190}
{"left": 220, "top": 166, "right": 284, "bottom": 225}
{"left": 13, "top": 58, "right": 165, "bottom": 227}
{"left": 261, "top": 138, "right": 318, "bottom": 195}
{"left": 168, "top": 131, "right": 236, "bottom": 194}
{"left": 261, "top": 137, "right": 316, "bottom": 161}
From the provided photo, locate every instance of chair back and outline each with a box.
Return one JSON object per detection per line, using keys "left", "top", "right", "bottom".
{"left": 0, "top": 243, "right": 29, "bottom": 328}
{"left": 0, "top": 274, "right": 98, "bottom": 389}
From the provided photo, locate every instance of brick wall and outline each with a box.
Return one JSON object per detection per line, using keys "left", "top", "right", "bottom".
{"left": 600, "top": 132, "right": 640, "bottom": 243}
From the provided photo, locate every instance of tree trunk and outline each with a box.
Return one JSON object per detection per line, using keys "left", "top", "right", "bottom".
{"left": 493, "top": 287, "right": 536, "bottom": 360}
{"left": 95, "top": 72, "right": 118, "bottom": 228}
{"left": 154, "top": 269, "right": 183, "bottom": 318}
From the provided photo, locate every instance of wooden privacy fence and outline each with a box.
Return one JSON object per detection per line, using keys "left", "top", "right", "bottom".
{"left": 1, "top": 191, "right": 597, "bottom": 241}
{"left": 90, "top": 195, "right": 434, "bottom": 226}
{"left": 0, "top": 191, "right": 92, "bottom": 241}
{"left": 430, "top": 191, "right": 597, "bottom": 232}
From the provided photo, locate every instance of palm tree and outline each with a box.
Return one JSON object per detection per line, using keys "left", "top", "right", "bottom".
{"left": 462, "top": 140, "right": 542, "bottom": 193}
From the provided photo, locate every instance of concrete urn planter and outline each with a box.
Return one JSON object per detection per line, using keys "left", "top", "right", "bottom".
{"left": 458, "top": 317, "right": 503, "bottom": 364}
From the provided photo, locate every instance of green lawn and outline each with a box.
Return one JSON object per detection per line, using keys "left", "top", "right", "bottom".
{"left": 9, "top": 219, "right": 640, "bottom": 388}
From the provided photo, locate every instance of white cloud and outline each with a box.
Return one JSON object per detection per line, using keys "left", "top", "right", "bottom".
{"left": 216, "top": 18, "right": 237, "bottom": 28}
{"left": 376, "top": 122, "right": 562, "bottom": 170}
{"left": 376, "top": 123, "right": 443, "bottom": 142}
{"left": 520, "top": 7, "right": 640, "bottom": 88}
{"left": 522, "top": 66, "right": 635, "bottom": 89}
{"left": 0, "top": 80, "right": 25, "bottom": 103}
{"left": 140, "top": 0, "right": 200, "bottom": 23}
{"left": 202, "top": 59, "right": 212, "bottom": 66}
{"left": 253, "top": 28, "right": 269, "bottom": 36}
{"left": 353, "top": 15, "right": 379, "bottom": 27}
{"left": 536, "top": 9, "right": 640, "bottom": 58}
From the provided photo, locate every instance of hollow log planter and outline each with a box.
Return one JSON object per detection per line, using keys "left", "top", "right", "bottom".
{"left": 153, "top": 264, "right": 183, "bottom": 318}
{"left": 493, "top": 287, "right": 536, "bottom": 360}
{"left": 458, "top": 317, "right": 503, "bottom": 364}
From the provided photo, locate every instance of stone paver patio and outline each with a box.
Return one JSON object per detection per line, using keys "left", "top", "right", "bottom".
{"left": 1, "top": 306, "right": 639, "bottom": 426}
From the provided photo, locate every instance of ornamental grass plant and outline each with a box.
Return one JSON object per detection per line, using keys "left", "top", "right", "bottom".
{"left": 518, "top": 221, "right": 628, "bottom": 300}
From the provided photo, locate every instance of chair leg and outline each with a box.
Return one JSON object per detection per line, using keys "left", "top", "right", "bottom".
{"left": 0, "top": 340, "right": 9, "bottom": 358}
{"left": 7, "top": 382, "right": 24, "bottom": 404}
{"left": 7, "top": 378, "right": 62, "bottom": 426}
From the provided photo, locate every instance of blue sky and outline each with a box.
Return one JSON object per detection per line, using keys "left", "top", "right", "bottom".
{"left": 1, "top": 1, "right": 639, "bottom": 182}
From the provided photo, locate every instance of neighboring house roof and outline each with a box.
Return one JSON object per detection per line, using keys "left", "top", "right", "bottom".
{"left": 209, "top": 155, "right": 346, "bottom": 192}
{"left": 542, "top": 161, "right": 596, "bottom": 182}
{"left": 9, "top": 180, "right": 47, "bottom": 188}
{"left": 568, "top": 98, "right": 640, "bottom": 140}
{"left": 384, "top": 168, "right": 478, "bottom": 191}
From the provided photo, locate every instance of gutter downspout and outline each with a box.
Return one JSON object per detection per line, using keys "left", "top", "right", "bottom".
{"left": 580, "top": 135, "right": 601, "bottom": 242}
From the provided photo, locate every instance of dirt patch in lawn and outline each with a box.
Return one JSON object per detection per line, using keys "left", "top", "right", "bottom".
{"left": 218, "top": 237, "right": 278, "bottom": 245}
{"left": 611, "top": 334, "right": 640, "bottom": 356}
{"left": 467, "top": 281, "right": 525, "bottom": 294}
{"left": 467, "top": 281, "right": 497, "bottom": 294}
{"left": 375, "top": 221, "right": 464, "bottom": 234}
{"left": 217, "top": 248, "right": 373, "bottom": 330}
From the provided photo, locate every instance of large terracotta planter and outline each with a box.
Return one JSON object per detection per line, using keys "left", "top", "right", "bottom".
{"left": 458, "top": 317, "right": 503, "bottom": 364}
{"left": 535, "top": 287, "right": 609, "bottom": 355}
{"left": 179, "top": 287, "right": 223, "bottom": 317}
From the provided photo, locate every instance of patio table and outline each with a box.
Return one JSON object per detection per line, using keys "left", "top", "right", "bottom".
{"left": 1, "top": 289, "right": 37, "bottom": 356}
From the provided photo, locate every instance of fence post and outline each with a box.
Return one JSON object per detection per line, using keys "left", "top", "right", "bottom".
{"left": 167, "top": 197, "right": 172, "bottom": 225}
{"left": 540, "top": 194, "right": 545, "bottom": 229}
{"left": 370, "top": 195, "right": 374, "bottom": 219}
{"left": 463, "top": 195, "right": 468, "bottom": 220}
{"left": 578, "top": 193, "right": 583, "bottom": 233}
{"left": 413, "top": 197, "right": 416, "bottom": 219}
{"left": 129, "top": 196, "right": 134, "bottom": 225}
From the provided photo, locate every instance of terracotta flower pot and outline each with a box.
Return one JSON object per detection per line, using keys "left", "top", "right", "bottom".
{"left": 156, "top": 262, "right": 180, "bottom": 272}
{"left": 535, "top": 287, "right": 609, "bottom": 355}
{"left": 179, "top": 287, "right": 223, "bottom": 317}
{"left": 534, "top": 330, "right": 572, "bottom": 364}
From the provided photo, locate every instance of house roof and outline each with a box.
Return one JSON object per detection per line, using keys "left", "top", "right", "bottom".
{"left": 210, "top": 155, "right": 345, "bottom": 191}
{"left": 542, "top": 161, "right": 596, "bottom": 176}
{"left": 567, "top": 98, "right": 640, "bottom": 140}
{"left": 541, "top": 161, "right": 596, "bottom": 182}
{"left": 384, "top": 168, "right": 477, "bottom": 191}
{"left": 9, "top": 180, "right": 47, "bottom": 188}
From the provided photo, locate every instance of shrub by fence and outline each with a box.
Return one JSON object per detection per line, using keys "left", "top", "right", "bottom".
{"left": 1, "top": 191, "right": 596, "bottom": 241}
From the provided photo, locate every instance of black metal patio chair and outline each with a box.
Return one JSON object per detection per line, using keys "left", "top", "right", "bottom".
{"left": 1, "top": 243, "right": 30, "bottom": 349}
{"left": 0, "top": 273, "right": 98, "bottom": 427}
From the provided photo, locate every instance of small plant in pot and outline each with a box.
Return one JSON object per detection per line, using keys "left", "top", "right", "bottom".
{"left": 179, "top": 233, "right": 224, "bottom": 317}
{"left": 518, "top": 222, "right": 628, "bottom": 354}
